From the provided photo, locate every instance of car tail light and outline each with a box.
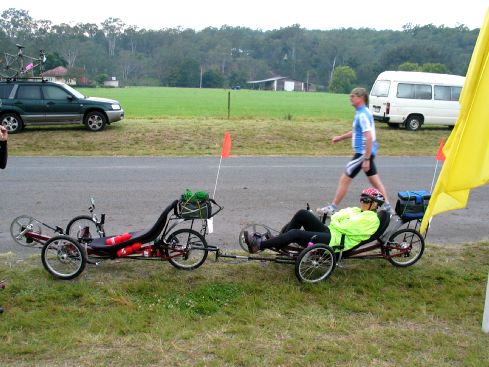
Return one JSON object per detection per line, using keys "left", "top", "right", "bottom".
{"left": 386, "top": 102, "right": 390, "bottom": 115}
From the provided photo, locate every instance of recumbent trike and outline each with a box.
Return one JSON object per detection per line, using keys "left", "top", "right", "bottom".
{"left": 10, "top": 190, "right": 428, "bottom": 283}
{"left": 10, "top": 195, "right": 223, "bottom": 280}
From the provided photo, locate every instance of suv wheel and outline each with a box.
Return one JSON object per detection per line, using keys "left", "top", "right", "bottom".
{"left": 84, "top": 111, "right": 107, "bottom": 132}
{"left": 1, "top": 113, "right": 23, "bottom": 134}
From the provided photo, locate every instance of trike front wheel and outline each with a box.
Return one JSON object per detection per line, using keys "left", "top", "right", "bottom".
{"left": 165, "top": 229, "right": 208, "bottom": 270}
{"left": 66, "top": 215, "right": 102, "bottom": 242}
{"left": 41, "top": 235, "right": 86, "bottom": 280}
{"left": 295, "top": 244, "right": 336, "bottom": 283}
{"left": 385, "top": 228, "right": 425, "bottom": 267}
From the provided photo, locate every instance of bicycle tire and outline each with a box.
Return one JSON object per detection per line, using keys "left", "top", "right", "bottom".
{"left": 66, "top": 215, "right": 102, "bottom": 242}
{"left": 41, "top": 235, "right": 86, "bottom": 280}
{"left": 165, "top": 228, "right": 208, "bottom": 270}
{"left": 385, "top": 228, "right": 425, "bottom": 267}
{"left": 295, "top": 244, "right": 336, "bottom": 283}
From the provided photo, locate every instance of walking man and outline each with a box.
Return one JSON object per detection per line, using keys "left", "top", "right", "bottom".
{"left": 319, "top": 87, "right": 392, "bottom": 215}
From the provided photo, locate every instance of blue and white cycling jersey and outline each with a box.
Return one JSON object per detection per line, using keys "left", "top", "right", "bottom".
{"left": 352, "top": 105, "right": 377, "bottom": 155}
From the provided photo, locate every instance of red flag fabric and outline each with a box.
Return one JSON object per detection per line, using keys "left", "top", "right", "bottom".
{"left": 221, "top": 132, "right": 232, "bottom": 158}
{"left": 436, "top": 136, "right": 446, "bottom": 161}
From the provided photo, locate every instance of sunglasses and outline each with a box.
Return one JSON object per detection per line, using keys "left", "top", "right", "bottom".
{"left": 360, "top": 197, "right": 373, "bottom": 204}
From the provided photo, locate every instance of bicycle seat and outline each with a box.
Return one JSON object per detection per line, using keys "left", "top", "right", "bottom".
{"left": 339, "top": 210, "right": 390, "bottom": 254}
{"left": 88, "top": 200, "right": 179, "bottom": 251}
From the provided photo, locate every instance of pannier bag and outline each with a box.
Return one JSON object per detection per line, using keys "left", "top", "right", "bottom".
{"left": 179, "top": 189, "right": 212, "bottom": 219}
{"left": 395, "top": 190, "right": 431, "bottom": 220}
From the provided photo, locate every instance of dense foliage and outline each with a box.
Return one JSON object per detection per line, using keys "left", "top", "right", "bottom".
{"left": 0, "top": 8, "right": 479, "bottom": 90}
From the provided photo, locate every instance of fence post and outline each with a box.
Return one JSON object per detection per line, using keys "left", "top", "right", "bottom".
{"left": 227, "top": 91, "right": 231, "bottom": 119}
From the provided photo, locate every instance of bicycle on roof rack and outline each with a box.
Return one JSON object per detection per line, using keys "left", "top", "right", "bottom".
{"left": 0, "top": 44, "right": 47, "bottom": 80}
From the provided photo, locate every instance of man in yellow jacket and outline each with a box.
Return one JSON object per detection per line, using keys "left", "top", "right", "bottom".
{"left": 244, "top": 188, "right": 384, "bottom": 253}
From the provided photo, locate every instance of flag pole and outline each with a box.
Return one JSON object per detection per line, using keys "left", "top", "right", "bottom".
{"left": 430, "top": 160, "right": 439, "bottom": 193}
{"left": 212, "top": 155, "right": 223, "bottom": 199}
{"left": 483, "top": 271, "right": 489, "bottom": 333}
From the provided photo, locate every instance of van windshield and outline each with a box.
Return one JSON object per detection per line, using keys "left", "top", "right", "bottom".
{"left": 371, "top": 80, "right": 390, "bottom": 97}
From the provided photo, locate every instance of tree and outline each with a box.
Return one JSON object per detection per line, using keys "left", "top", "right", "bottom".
{"left": 328, "top": 66, "right": 357, "bottom": 93}
{"left": 101, "top": 18, "right": 125, "bottom": 56}
{"left": 421, "top": 63, "right": 450, "bottom": 73}
{"left": 202, "top": 69, "right": 224, "bottom": 88}
{"left": 43, "top": 52, "right": 68, "bottom": 70}
{"left": 398, "top": 62, "right": 420, "bottom": 71}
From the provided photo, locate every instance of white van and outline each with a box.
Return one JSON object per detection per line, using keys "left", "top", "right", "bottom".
{"left": 369, "top": 71, "right": 465, "bottom": 131}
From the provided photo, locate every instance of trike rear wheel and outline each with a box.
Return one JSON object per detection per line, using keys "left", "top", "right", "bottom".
{"left": 165, "top": 229, "right": 208, "bottom": 270}
{"left": 41, "top": 236, "right": 86, "bottom": 280}
{"left": 295, "top": 244, "right": 336, "bottom": 283}
{"left": 10, "top": 215, "right": 42, "bottom": 247}
{"left": 385, "top": 228, "right": 424, "bottom": 267}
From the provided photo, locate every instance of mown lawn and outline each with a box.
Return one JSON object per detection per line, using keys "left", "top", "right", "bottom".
{"left": 77, "top": 87, "right": 353, "bottom": 120}
{"left": 0, "top": 242, "right": 488, "bottom": 366}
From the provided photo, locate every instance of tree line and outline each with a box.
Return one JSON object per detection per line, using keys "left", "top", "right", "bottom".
{"left": 0, "top": 8, "right": 479, "bottom": 92}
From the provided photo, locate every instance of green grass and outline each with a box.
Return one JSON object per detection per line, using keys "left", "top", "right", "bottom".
{"left": 77, "top": 87, "right": 353, "bottom": 120}
{"left": 9, "top": 118, "right": 452, "bottom": 157}
{"left": 1, "top": 242, "right": 488, "bottom": 366}
{"left": 7, "top": 87, "right": 454, "bottom": 157}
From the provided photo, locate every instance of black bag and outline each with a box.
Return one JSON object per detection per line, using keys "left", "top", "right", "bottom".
{"left": 395, "top": 190, "right": 431, "bottom": 220}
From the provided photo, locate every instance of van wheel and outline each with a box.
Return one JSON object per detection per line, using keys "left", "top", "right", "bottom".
{"left": 387, "top": 123, "right": 400, "bottom": 128}
{"left": 405, "top": 115, "right": 422, "bottom": 131}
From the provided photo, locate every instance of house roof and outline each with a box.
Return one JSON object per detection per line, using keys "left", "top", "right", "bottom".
{"left": 247, "top": 76, "right": 286, "bottom": 84}
{"left": 41, "top": 66, "right": 68, "bottom": 77}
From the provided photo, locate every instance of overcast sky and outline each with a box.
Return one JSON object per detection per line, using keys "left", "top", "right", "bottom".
{"left": 1, "top": 0, "right": 487, "bottom": 31}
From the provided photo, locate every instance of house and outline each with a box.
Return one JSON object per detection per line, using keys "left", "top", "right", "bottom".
{"left": 247, "top": 76, "right": 315, "bottom": 91}
{"left": 41, "top": 66, "right": 76, "bottom": 85}
{"left": 103, "top": 77, "right": 119, "bottom": 87}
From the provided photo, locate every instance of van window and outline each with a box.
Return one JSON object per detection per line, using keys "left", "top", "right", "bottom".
{"left": 371, "top": 80, "right": 390, "bottom": 97}
{"left": 434, "top": 86, "right": 462, "bottom": 101}
{"left": 397, "top": 83, "right": 432, "bottom": 100}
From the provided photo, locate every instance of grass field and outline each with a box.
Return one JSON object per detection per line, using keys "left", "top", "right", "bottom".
{"left": 77, "top": 87, "right": 353, "bottom": 120}
{"left": 8, "top": 87, "right": 453, "bottom": 157}
{"left": 0, "top": 242, "right": 488, "bottom": 366}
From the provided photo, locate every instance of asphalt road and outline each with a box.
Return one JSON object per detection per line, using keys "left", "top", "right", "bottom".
{"left": 1, "top": 156, "right": 488, "bottom": 257}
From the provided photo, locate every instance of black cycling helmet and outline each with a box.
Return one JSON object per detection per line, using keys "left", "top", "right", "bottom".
{"left": 360, "top": 187, "right": 385, "bottom": 205}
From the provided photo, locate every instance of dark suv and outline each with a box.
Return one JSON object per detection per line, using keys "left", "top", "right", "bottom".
{"left": 0, "top": 80, "right": 124, "bottom": 133}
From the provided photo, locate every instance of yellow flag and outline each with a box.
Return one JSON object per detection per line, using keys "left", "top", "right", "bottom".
{"left": 421, "top": 9, "right": 489, "bottom": 233}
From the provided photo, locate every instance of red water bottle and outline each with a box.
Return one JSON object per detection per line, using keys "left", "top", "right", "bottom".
{"left": 117, "top": 242, "right": 141, "bottom": 257}
{"left": 106, "top": 232, "right": 131, "bottom": 246}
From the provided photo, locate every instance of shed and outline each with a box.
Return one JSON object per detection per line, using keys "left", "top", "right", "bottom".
{"left": 247, "top": 76, "right": 314, "bottom": 91}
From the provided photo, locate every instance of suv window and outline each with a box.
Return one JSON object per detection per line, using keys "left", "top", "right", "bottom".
{"left": 43, "top": 85, "right": 71, "bottom": 100}
{"left": 17, "top": 85, "right": 42, "bottom": 99}
{"left": 0, "top": 84, "right": 14, "bottom": 99}
{"left": 397, "top": 83, "right": 432, "bottom": 100}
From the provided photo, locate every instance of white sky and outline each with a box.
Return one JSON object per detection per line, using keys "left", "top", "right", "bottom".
{"left": 1, "top": 0, "right": 487, "bottom": 31}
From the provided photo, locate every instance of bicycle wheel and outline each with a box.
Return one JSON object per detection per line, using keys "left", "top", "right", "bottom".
{"left": 238, "top": 224, "right": 276, "bottom": 252}
{"left": 0, "top": 54, "right": 22, "bottom": 78}
{"left": 295, "top": 244, "right": 336, "bottom": 283}
{"left": 66, "top": 215, "right": 100, "bottom": 242}
{"left": 10, "top": 215, "right": 42, "bottom": 247}
{"left": 385, "top": 228, "right": 425, "bottom": 267}
{"left": 41, "top": 235, "right": 86, "bottom": 280}
{"left": 165, "top": 228, "right": 208, "bottom": 270}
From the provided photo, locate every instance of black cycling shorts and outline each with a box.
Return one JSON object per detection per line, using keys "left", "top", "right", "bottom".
{"left": 345, "top": 153, "right": 377, "bottom": 178}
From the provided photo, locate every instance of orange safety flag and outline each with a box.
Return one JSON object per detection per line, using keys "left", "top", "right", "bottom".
{"left": 420, "top": 9, "right": 489, "bottom": 233}
{"left": 221, "top": 131, "right": 232, "bottom": 158}
{"left": 435, "top": 137, "right": 446, "bottom": 161}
